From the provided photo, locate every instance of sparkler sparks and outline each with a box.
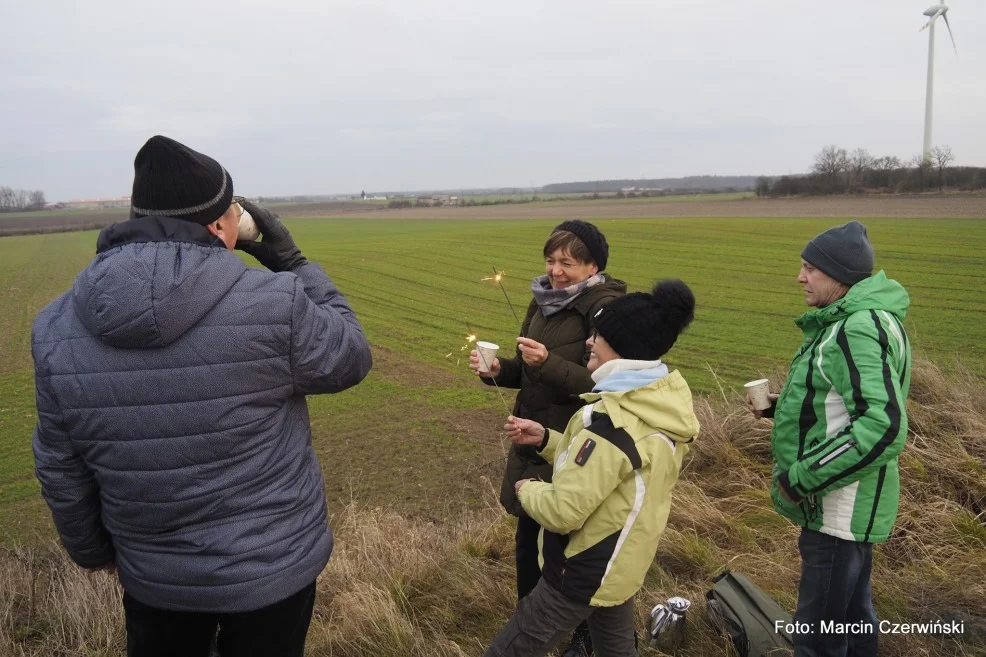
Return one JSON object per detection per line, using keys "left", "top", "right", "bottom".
{"left": 485, "top": 266, "right": 519, "bottom": 323}
{"left": 445, "top": 328, "right": 512, "bottom": 413}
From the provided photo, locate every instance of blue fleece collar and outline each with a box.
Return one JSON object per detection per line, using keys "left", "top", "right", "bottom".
{"left": 592, "top": 361, "right": 669, "bottom": 392}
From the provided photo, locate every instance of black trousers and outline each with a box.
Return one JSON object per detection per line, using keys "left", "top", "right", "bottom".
{"left": 515, "top": 514, "right": 544, "bottom": 600}
{"left": 123, "top": 581, "right": 317, "bottom": 657}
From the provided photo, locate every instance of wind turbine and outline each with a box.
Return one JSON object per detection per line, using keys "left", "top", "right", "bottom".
{"left": 919, "top": 1, "right": 957, "bottom": 163}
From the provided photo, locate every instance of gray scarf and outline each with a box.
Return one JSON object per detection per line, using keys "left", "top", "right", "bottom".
{"left": 530, "top": 274, "right": 604, "bottom": 317}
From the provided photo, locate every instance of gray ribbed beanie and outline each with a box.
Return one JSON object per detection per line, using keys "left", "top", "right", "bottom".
{"left": 801, "top": 221, "right": 874, "bottom": 285}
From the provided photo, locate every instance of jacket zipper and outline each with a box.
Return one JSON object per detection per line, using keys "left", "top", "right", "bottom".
{"left": 798, "top": 495, "right": 819, "bottom": 523}
{"left": 810, "top": 440, "right": 856, "bottom": 470}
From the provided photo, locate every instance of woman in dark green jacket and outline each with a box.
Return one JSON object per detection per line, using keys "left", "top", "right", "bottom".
{"left": 471, "top": 220, "right": 625, "bottom": 657}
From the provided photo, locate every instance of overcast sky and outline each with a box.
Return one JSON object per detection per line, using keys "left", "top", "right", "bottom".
{"left": 3, "top": 0, "right": 984, "bottom": 200}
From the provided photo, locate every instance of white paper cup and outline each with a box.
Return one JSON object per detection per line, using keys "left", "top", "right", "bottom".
{"left": 236, "top": 204, "right": 260, "bottom": 241}
{"left": 745, "top": 378, "right": 771, "bottom": 411}
{"left": 475, "top": 341, "right": 499, "bottom": 374}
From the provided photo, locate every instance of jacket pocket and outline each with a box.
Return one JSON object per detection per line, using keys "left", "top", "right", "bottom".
{"left": 809, "top": 440, "right": 856, "bottom": 471}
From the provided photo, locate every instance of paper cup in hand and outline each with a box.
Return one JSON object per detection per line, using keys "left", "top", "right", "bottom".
{"left": 475, "top": 341, "right": 499, "bottom": 374}
{"left": 745, "top": 379, "right": 771, "bottom": 411}
{"left": 235, "top": 203, "right": 260, "bottom": 241}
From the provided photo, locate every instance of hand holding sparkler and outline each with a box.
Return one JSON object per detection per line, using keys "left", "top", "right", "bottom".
{"left": 449, "top": 329, "right": 511, "bottom": 413}
{"left": 504, "top": 415, "right": 545, "bottom": 447}
{"left": 516, "top": 337, "right": 549, "bottom": 367}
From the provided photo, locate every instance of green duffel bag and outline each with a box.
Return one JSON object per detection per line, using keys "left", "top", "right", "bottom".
{"left": 706, "top": 570, "right": 795, "bottom": 657}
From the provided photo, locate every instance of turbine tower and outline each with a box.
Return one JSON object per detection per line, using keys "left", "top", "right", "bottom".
{"left": 919, "top": 1, "right": 957, "bottom": 163}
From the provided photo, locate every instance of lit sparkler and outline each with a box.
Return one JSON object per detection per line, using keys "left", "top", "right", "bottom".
{"left": 446, "top": 329, "right": 511, "bottom": 413}
{"left": 483, "top": 266, "right": 519, "bottom": 323}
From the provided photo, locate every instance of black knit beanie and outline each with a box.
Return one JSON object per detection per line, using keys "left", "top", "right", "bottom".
{"left": 592, "top": 279, "right": 695, "bottom": 361}
{"left": 130, "top": 135, "right": 233, "bottom": 226}
{"left": 801, "top": 220, "right": 874, "bottom": 285}
{"left": 553, "top": 219, "right": 608, "bottom": 271}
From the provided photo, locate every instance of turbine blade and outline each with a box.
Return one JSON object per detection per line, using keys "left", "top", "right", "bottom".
{"left": 943, "top": 13, "right": 957, "bottom": 53}
{"left": 919, "top": 17, "right": 933, "bottom": 32}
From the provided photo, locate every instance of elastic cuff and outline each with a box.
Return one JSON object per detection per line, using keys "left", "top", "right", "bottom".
{"left": 778, "top": 471, "right": 804, "bottom": 504}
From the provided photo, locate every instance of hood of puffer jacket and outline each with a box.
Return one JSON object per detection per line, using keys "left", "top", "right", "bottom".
{"left": 72, "top": 216, "right": 248, "bottom": 348}
{"left": 580, "top": 369, "right": 700, "bottom": 444}
{"left": 795, "top": 270, "right": 910, "bottom": 336}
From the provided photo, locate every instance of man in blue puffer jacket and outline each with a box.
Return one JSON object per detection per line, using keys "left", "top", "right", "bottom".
{"left": 31, "top": 135, "right": 372, "bottom": 657}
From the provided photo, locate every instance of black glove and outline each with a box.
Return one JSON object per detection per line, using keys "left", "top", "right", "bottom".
{"left": 235, "top": 200, "right": 308, "bottom": 272}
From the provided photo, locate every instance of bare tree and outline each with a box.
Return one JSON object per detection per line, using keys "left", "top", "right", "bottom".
{"left": 931, "top": 145, "right": 955, "bottom": 192}
{"left": 29, "top": 190, "right": 46, "bottom": 210}
{"left": 847, "top": 148, "right": 874, "bottom": 192}
{"left": 0, "top": 186, "right": 48, "bottom": 212}
{"left": 813, "top": 145, "right": 848, "bottom": 177}
{"left": 813, "top": 145, "right": 849, "bottom": 193}
{"left": 873, "top": 156, "right": 901, "bottom": 190}
{"left": 909, "top": 154, "right": 932, "bottom": 192}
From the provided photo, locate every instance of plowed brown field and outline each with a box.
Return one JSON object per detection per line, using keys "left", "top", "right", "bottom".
{"left": 295, "top": 192, "right": 985, "bottom": 219}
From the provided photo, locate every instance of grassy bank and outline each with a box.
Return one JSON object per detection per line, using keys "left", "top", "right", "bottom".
{"left": 2, "top": 357, "right": 983, "bottom": 656}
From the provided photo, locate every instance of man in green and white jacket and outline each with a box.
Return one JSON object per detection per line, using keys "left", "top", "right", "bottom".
{"left": 750, "top": 221, "right": 912, "bottom": 657}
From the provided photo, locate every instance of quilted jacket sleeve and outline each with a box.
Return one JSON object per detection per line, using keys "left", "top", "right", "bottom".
{"left": 33, "top": 372, "right": 114, "bottom": 569}
{"left": 289, "top": 262, "right": 372, "bottom": 395}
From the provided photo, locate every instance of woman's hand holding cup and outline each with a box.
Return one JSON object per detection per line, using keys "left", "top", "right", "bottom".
{"left": 469, "top": 350, "right": 500, "bottom": 378}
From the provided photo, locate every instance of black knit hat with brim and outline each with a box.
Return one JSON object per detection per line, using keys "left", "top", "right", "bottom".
{"left": 130, "top": 135, "right": 233, "bottom": 226}
{"left": 553, "top": 219, "right": 608, "bottom": 271}
{"left": 592, "top": 279, "right": 695, "bottom": 361}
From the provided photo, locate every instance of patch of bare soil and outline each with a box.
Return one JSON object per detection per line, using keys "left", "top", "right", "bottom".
{"left": 316, "top": 346, "right": 511, "bottom": 521}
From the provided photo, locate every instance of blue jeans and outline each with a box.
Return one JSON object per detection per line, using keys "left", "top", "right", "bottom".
{"left": 794, "top": 528, "right": 878, "bottom": 657}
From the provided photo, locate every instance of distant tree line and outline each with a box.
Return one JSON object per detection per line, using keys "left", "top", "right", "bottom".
{"left": 0, "top": 187, "right": 46, "bottom": 213}
{"left": 542, "top": 175, "right": 756, "bottom": 194}
{"left": 756, "top": 145, "right": 983, "bottom": 198}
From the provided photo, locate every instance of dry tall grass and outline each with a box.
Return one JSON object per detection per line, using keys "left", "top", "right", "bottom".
{"left": 2, "top": 357, "right": 984, "bottom": 656}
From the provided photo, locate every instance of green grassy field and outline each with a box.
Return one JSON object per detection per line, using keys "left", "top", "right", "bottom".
{"left": 1, "top": 216, "right": 984, "bottom": 545}
{"left": 281, "top": 216, "right": 986, "bottom": 386}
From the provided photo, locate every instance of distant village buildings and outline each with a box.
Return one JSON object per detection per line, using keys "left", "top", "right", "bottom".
{"left": 618, "top": 186, "right": 664, "bottom": 197}
{"left": 412, "top": 195, "right": 459, "bottom": 207}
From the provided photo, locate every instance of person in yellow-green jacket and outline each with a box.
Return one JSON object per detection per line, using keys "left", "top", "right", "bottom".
{"left": 484, "top": 279, "right": 699, "bottom": 657}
